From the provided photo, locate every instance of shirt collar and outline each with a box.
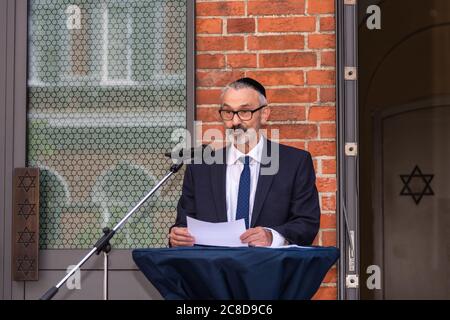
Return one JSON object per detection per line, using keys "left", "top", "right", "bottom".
{"left": 227, "top": 135, "right": 265, "bottom": 165}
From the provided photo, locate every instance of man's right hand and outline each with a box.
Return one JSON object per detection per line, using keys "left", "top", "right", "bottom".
{"left": 169, "top": 227, "right": 195, "bottom": 247}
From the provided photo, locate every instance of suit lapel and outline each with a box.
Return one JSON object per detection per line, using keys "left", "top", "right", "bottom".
{"left": 210, "top": 148, "right": 227, "bottom": 222}
{"left": 250, "top": 139, "right": 275, "bottom": 227}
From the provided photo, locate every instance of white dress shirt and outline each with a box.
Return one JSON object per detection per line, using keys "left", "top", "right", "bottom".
{"left": 225, "top": 136, "right": 286, "bottom": 247}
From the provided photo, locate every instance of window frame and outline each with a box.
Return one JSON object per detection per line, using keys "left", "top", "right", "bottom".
{"left": 336, "top": 0, "right": 360, "bottom": 300}
{"left": 0, "top": 0, "right": 196, "bottom": 299}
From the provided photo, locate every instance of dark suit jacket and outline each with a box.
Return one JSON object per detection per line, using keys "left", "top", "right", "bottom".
{"left": 172, "top": 139, "right": 320, "bottom": 246}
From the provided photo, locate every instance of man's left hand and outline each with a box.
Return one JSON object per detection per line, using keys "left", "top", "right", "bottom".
{"left": 240, "top": 227, "right": 273, "bottom": 247}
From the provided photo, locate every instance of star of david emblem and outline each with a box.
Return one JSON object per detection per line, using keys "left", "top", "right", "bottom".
{"left": 17, "top": 227, "right": 35, "bottom": 248}
{"left": 399, "top": 165, "right": 434, "bottom": 205}
{"left": 18, "top": 171, "right": 36, "bottom": 192}
{"left": 17, "top": 255, "right": 35, "bottom": 276}
{"left": 18, "top": 199, "right": 36, "bottom": 220}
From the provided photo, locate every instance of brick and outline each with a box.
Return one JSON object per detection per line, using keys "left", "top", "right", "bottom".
{"left": 320, "top": 87, "right": 335, "bottom": 102}
{"left": 268, "top": 124, "right": 318, "bottom": 140}
{"left": 322, "top": 159, "right": 336, "bottom": 174}
{"left": 280, "top": 141, "right": 306, "bottom": 150}
{"left": 246, "top": 70, "right": 304, "bottom": 86}
{"left": 307, "top": 70, "right": 335, "bottom": 85}
{"left": 196, "top": 107, "right": 221, "bottom": 122}
{"left": 312, "top": 234, "right": 320, "bottom": 246}
{"left": 258, "top": 17, "right": 316, "bottom": 33}
{"left": 320, "top": 16, "right": 335, "bottom": 31}
{"left": 313, "top": 159, "right": 319, "bottom": 172}
{"left": 312, "top": 287, "right": 337, "bottom": 300}
{"left": 268, "top": 105, "right": 307, "bottom": 121}
{"left": 248, "top": 35, "right": 304, "bottom": 50}
{"left": 267, "top": 88, "right": 317, "bottom": 103}
{"left": 320, "top": 123, "right": 336, "bottom": 139}
{"left": 321, "top": 194, "right": 336, "bottom": 211}
{"left": 227, "top": 18, "right": 255, "bottom": 33}
{"left": 198, "top": 123, "right": 225, "bottom": 132}
{"left": 309, "top": 106, "right": 336, "bottom": 121}
{"left": 308, "top": 0, "right": 335, "bottom": 14}
{"left": 260, "top": 52, "right": 316, "bottom": 68}
{"left": 320, "top": 214, "right": 337, "bottom": 229}
{"left": 316, "top": 177, "right": 336, "bottom": 192}
{"left": 196, "top": 18, "right": 222, "bottom": 34}
{"left": 322, "top": 230, "right": 336, "bottom": 246}
{"left": 308, "top": 141, "right": 336, "bottom": 157}
{"left": 197, "top": 36, "right": 244, "bottom": 51}
{"left": 197, "top": 54, "right": 225, "bottom": 69}
{"left": 196, "top": 89, "right": 222, "bottom": 105}
{"left": 226, "top": 53, "right": 257, "bottom": 68}
{"left": 321, "top": 51, "right": 335, "bottom": 67}
{"left": 308, "top": 34, "right": 335, "bottom": 49}
{"left": 322, "top": 268, "right": 337, "bottom": 283}
{"left": 248, "top": 0, "right": 305, "bottom": 16}
{"left": 197, "top": 70, "right": 245, "bottom": 87}
{"left": 196, "top": 2, "right": 245, "bottom": 16}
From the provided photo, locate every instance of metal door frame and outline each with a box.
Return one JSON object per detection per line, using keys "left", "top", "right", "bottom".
{"left": 1, "top": 0, "right": 28, "bottom": 300}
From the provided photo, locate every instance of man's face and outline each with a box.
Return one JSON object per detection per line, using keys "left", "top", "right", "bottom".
{"left": 221, "top": 88, "right": 270, "bottom": 144}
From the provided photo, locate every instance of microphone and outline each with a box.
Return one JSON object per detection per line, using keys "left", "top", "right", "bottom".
{"left": 165, "top": 144, "right": 215, "bottom": 162}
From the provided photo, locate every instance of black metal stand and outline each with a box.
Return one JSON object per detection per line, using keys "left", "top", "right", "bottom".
{"left": 101, "top": 227, "right": 111, "bottom": 300}
{"left": 40, "top": 162, "right": 184, "bottom": 300}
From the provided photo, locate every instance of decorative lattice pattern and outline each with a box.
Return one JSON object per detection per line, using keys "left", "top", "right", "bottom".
{"left": 27, "top": 0, "right": 187, "bottom": 249}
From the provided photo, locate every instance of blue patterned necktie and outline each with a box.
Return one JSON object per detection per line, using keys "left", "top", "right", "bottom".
{"left": 236, "top": 156, "right": 251, "bottom": 229}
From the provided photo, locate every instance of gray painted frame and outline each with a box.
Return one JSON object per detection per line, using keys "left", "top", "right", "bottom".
{"left": 0, "top": 0, "right": 28, "bottom": 300}
{"left": 0, "top": 0, "right": 7, "bottom": 300}
{"left": 186, "top": 0, "right": 196, "bottom": 141}
{"left": 0, "top": 0, "right": 196, "bottom": 299}
{"left": 336, "top": 0, "right": 360, "bottom": 300}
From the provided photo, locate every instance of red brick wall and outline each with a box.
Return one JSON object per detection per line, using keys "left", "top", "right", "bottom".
{"left": 195, "top": 0, "right": 337, "bottom": 299}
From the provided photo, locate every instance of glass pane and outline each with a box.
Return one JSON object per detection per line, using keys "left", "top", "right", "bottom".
{"left": 359, "top": 0, "right": 450, "bottom": 298}
{"left": 27, "top": 0, "right": 187, "bottom": 249}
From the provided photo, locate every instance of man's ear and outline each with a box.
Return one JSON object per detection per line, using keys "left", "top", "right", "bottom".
{"left": 261, "top": 106, "right": 270, "bottom": 125}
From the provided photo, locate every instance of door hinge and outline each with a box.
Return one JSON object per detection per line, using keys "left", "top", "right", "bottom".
{"left": 345, "top": 142, "right": 357, "bottom": 156}
{"left": 346, "top": 274, "right": 359, "bottom": 288}
{"left": 344, "top": 67, "right": 357, "bottom": 80}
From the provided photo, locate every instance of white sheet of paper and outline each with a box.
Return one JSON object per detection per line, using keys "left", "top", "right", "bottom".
{"left": 187, "top": 217, "right": 248, "bottom": 247}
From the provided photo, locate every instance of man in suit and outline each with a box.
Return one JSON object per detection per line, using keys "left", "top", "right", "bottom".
{"left": 169, "top": 77, "right": 320, "bottom": 247}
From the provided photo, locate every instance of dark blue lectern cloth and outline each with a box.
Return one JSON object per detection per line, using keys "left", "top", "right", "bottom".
{"left": 133, "top": 246, "right": 339, "bottom": 300}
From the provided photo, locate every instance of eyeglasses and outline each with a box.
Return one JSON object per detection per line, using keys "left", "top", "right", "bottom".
{"left": 218, "top": 105, "right": 267, "bottom": 121}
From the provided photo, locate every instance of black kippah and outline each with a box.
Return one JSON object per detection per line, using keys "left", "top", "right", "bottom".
{"left": 235, "top": 77, "right": 266, "bottom": 98}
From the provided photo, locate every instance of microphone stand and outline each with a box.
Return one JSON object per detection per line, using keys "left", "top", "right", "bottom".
{"left": 39, "top": 161, "right": 184, "bottom": 300}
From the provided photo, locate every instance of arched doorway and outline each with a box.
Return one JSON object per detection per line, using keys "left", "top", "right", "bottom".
{"left": 359, "top": 0, "right": 450, "bottom": 299}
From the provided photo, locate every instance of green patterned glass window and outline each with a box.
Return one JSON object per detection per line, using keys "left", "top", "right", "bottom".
{"left": 27, "top": 0, "right": 188, "bottom": 249}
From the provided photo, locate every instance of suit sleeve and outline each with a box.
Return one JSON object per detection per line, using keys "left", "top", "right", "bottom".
{"left": 272, "top": 152, "right": 321, "bottom": 245}
{"left": 171, "top": 164, "right": 196, "bottom": 230}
